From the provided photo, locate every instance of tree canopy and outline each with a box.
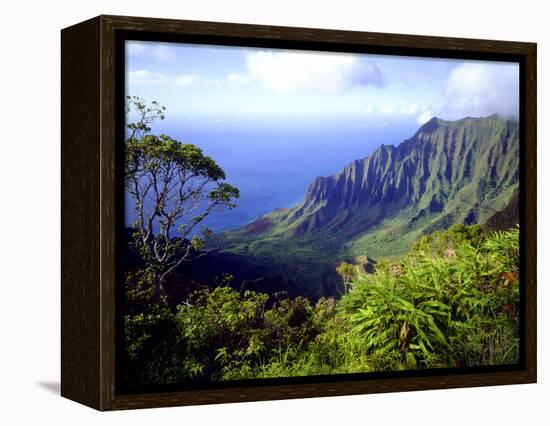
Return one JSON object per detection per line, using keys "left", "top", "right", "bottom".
{"left": 125, "top": 96, "right": 240, "bottom": 301}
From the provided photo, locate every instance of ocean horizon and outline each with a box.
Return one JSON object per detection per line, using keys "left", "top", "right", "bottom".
{"left": 124, "top": 115, "right": 419, "bottom": 233}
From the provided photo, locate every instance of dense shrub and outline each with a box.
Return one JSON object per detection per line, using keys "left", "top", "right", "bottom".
{"left": 336, "top": 226, "right": 520, "bottom": 370}
{"left": 121, "top": 225, "right": 520, "bottom": 387}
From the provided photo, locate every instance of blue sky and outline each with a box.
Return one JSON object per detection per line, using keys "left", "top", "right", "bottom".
{"left": 124, "top": 41, "right": 520, "bottom": 232}
{"left": 126, "top": 40, "right": 519, "bottom": 125}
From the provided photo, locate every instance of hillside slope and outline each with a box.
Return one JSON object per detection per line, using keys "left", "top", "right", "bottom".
{"left": 210, "top": 115, "right": 520, "bottom": 297}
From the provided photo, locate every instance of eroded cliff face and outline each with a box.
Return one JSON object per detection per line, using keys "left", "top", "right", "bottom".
{"left": 210, "top": 115, "right": 520, "bottom": 298}
{"left": 278, "top": 115, "right": 519, "bottom": 238}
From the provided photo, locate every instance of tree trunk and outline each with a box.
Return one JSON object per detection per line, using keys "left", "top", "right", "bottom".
{"left": 154, "top": 276, "right": 168, "bottom": 303}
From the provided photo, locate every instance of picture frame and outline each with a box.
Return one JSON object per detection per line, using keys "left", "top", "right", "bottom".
{"left": 61, "top": 14, "right": 537, "bottom": 411}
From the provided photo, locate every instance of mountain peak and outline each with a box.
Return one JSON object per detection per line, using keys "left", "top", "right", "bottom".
{"left": 227, "top": 115, "right": 519, "bottom": 247}
{"left": 417, "top": 114, "right": 511, "bottom": 134}
{"left": 286, "top": 115, "right": 518, "bottom": 237}
{"left": 417, "top": 116, "right": 441, "bottom": 132}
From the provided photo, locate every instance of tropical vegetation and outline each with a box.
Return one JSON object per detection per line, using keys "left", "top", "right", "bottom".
{"left": 122, "top": 223, "right": 519, "bottom": 388}
{"left": 121, "top": 97, "right": 520, "bottom": 390}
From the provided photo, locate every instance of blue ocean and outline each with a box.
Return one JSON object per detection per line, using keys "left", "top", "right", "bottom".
{"left": 125, "top": 115, "right": 419, "bottom": 233}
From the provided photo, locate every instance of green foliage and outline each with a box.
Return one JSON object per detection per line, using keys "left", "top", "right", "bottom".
{"left": 124, "top": 96, "right": 239, "bottom": 302}
{"left": 125, "top": 95, "right": 166, "bottom": 139}
{"left": 175, "top": 287, "right": 269, "bottom": 381}
{"left": 171, "top": 288, "right": 336, "bottom": 382}
{"left": 126, "top": 133, "right": 229, "bottom": 182}
{"left": 410, "top": 223, "right": 486, "bottom": 256}
{"left": 337, "top": 226, "right": 520, "bottom": 370}
{"left": 122, "top": 225, "right": 520, "bottom": 388}
{"left": 336, "top": 261, "right": 356, "bottom": 295}
{"left": 121, "top": 269, "right": 184, "bottom": 387}
{"left": 121, "top": 102, "right": 521, "bottom": 387}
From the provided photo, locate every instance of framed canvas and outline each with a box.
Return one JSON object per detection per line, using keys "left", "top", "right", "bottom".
{"left": 61, "top": 15, "right": 537, "bottom": 411}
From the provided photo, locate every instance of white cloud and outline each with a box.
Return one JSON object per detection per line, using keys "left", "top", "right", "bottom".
{"left": 417, "top": 109, "right": 434, "bottom": 124}
{"left": 175, "top": 74, "right": 198, "bottom": 87}
{"left": 152, "top": 45, "right": 176, "bottom": 62}
{"left": 127, "top": 42, "right": 175, "bottom": 62}
{"left": 203, "top": 78, "right": 223, "bottom": 88}
{"left": 443, "top": 62, "right": 519, "bottom": 118}
{"left": 127, "top": 71, "right": 221, "bottom": 88}
{"left": 129, "top": 70, "right": 149, "bottom": 79}
{"left": 245, "top": 50, "right": 384, "bottom": 94}
{"left": 237, "top": 107, "right": 266, "bottom": 114}
{"left": 226, "top": 73, "right": 251, "bottom": 88}
{"left": 364, "top": 105, "right": 374, "bottom": 114}
{"left": 370, "top": 103, "right": 423, "bottom": 116}
{"left": 127, "top": 70, "right": 167, "bottom": 86}
{"left": 405, "top": 103, "right": 419, "bottom": 114}
{"left": 127, "top": 43, "right": 146, "bottom": 57}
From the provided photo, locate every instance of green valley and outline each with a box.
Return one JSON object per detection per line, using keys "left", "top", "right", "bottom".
{"left": 209, "top": 115, "right": 520, "bottom": 297}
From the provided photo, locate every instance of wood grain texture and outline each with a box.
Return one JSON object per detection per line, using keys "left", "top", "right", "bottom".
{"left": 99, "top": 15, "right": 118, "bottom": 408}
{"left": 61, "top": 16, "right": 102, "bottom": 410}
{"left": 101, "top": 14, "right": 534, "bottom": 56}
{"left": 61, "top": 14, "right": 537, "bottom": 411}
{"left": 103, "top": 369, "right": 535, "bottom": 411}
{"left": 523, "top": 43, "right": 537, "bottom": 381}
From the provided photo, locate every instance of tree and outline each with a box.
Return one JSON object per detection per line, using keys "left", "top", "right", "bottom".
{"left": 336, "top": 261, "right": 355, "bottom": 295}
{"left": 125, "top": 96, "right": 240, "bottom": 301}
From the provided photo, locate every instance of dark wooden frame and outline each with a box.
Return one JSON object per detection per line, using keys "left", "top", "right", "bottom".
{"left": 61, "top": 14, "right": 537, "bottom": 411}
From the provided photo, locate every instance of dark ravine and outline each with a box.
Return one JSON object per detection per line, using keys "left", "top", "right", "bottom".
{"left": 483, "top": 192, "right": 520, "bottom": 233}
{"left": 123, "top": 229, "right": 301, "bottom": 308}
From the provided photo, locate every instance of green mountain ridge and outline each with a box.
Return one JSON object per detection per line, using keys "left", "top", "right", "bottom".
{"left": 210, "top": 115, "right": 519, "bottom": 297}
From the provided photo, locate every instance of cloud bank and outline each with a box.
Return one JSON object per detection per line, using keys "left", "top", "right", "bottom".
{"left": 245, "top": 50, "right": 385, "bottom": 94}
{"left": 129, "top": 50, "right": 386, "bottom": 96}
{"left": 128, "top": 71, "right": 224, "bottom": 88}
{"left": 442, "top": 62, "right": 519, "bottom": 119}
{"left": 126, "top": 41, "right": 519, "bottom": 122}
{"left": 127, "top": 70, "right": 168, "bottom": 86}
{"left": 127, "top": 42, "right": 176, "bottom": 63}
